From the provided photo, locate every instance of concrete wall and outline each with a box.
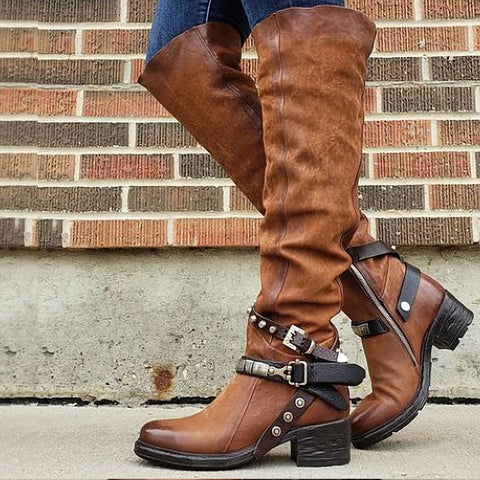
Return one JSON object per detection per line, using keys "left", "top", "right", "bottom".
{"left": 1, "top": 247, "right": 479, "bottom": 405}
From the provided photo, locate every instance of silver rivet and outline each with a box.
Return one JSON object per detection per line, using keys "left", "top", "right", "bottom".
{"left": 247, "top": 307, "right": 253, "bottom": 314}
{"left": 268, "top": 366, "right": 275, "bottom": 374}
{"left": 283, "top": 412, "right": 293, "bottom": 423}
{"left": 272, "top": 426, "right": 282, "bottom": 437}
{"left": 401, "top": 301, "right": 411, "bottom": 312}
{"left": 249, "top": 315, "right": 257, "bottom": 323}
{"left": 269, "top": 326, "right": 277, "bottom": 334}
{"left": 258, "top": 320, "right": 267, "bottom": 328}
{"left": 295, "top": 397, "right": 305, "bottom": 408}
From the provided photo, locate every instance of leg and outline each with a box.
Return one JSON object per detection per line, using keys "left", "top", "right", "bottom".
{"left": 138, "top": 0, "right": 474, "bottom": 460}
{"left": 146, "top": 0, "right": 251, "bottom": 62}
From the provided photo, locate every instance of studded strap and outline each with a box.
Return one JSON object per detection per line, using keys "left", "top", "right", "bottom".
{"left": 247, "top": 308, "right": 341, "bottom": 363}
{"left": 397, "top": 264, "right": 421, "bottom": 322}
{"left": 254, "top": 390, "right": 315, "bottom": 457}
{"left": 347, "top": 240, "right": 403, "bottom": 263}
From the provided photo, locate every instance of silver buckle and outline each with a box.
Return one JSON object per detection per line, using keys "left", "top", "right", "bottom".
{"left": 286, "top": 359, "right": 308, "bottom": 387}
{"left": 282, "top": 325, "right": 305, "bottom": 352}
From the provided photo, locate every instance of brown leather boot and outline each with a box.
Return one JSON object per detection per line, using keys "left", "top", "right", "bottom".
{"left": 134, "top": 6, "right": 375, "bottom": 469}
{"left": 139, "top": 6, "right": 473, "bottom": 452}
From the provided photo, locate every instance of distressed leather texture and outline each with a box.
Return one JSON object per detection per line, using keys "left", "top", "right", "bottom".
{"left": 138, "top": 6, "right": 375, "bottom": 454}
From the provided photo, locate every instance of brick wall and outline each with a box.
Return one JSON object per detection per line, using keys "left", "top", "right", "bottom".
{"left": 0, "top": 0, "right": 479, "bottom": 249}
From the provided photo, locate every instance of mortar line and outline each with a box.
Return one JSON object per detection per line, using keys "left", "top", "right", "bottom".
{"left": 61, "top": 219, "right": 71, "bottom": 248}
{"left": 413, "top": 0, "right": 424, "bottom": 21}
{"left": 23, "top": 217, "right": 35, "bottom": 247}
{"left": 223, "top": 186, "right": 231, "bottom": 213}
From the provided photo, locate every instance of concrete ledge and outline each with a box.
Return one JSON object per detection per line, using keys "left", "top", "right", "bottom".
{"left": 1, "top": 247, "right": 479, "bottom": 403}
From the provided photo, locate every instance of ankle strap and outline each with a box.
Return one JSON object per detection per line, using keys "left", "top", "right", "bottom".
{"left": 347, "top": 240, "right": 403, "bottom": 263}
{"left": 247, "top": 307, "right": 345, "bottom": 363}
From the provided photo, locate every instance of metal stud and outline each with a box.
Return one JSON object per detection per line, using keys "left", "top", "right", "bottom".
{"left": 338, "top": 337, "right": 344, "bottom": 345}
{"left": 258, "top": 320, "right": 267, "bottom": 329}
{"left": 400, "top": 301, "right": 411, "bottom": 312}
{"left": 268, "top": 366, "right": 275, "bottom": 375}
{"left": 247, "top": 307, "right": 253, "bottom": 314}
{"left": 269, "top": 326, "right": 277, "bottom": 334}
{"left": 295, "top": 397, "right": 305, "bottom": 408}
{"left": 249, "top": 315, "right": 257, "bottom": 323}
{"left": 272, "top": 426, "right": 282, "bottom": 437}
{"left": 283, "top": 411, "right": 293, "bottom": 423}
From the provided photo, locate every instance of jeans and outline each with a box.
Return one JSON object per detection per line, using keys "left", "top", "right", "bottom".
{"left": 146, "top": 0, "right": 345, "bottom": 62}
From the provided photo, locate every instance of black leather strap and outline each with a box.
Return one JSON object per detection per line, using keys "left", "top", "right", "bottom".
{"left": 347, "top": 240, "right": 402, "bottom": 263}
{"left": 397, "top": 264, "right": 421, "bottom": 322}
{"left": 248, "top": 308, "right": 340, "bottom": 363}
{"left": 236, "top": 357, "right": 365, "bottom": 387}
{"left": 352, "top": 318, "right": 389, "bottom": 338}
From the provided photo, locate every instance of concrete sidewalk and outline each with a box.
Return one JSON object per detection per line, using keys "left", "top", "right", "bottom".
{"left": 1, "top": 404, "right": 479, "bottom": 479}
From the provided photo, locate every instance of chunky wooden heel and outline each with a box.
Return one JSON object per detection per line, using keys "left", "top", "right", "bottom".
{"left": 432, "top": 291, "right": 474, "bottom": 351}
{"left": 290, "top": 418, "right": 350, "bottom": 467}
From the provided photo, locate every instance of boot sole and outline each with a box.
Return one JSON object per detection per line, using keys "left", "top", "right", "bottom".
{"left": 134, "top": 418, "right": 350, "bottom": 470}
{"left": 352, "top": 290, "right": 474, "bottom": 449}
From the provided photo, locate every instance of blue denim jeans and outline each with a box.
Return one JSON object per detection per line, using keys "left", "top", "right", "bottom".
{"left": 146, "top": 0, "right": 345, "bottom": 62}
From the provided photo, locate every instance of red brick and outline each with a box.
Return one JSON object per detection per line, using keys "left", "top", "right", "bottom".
{"left": 365, "top": 87, "right": 377, "bottom": 113}
{"left": 128, "top": 0, "right": 155, "bottom": 23}
{"left": 440, "top": 121, "right": 480, "bottom": 146}
{"left": 430, "top": 185, "right": 480, "bottom": 210}
{"left": 83, "top": 91, "right": 171, "bottom": 117}
{"left": 80, "top": 154, "right": 173, "bottom": 180}
{"left": 82, "top": 29, "right": 149, "bottom": 54}
{"left": 71, "top": 220, "right": 168, "bottom": 248}
{"left": 0, "top": 153, "right": 37, "bottom": 179}
{"left": 38, "top": 30, "right": 75, "bottom": 54}
{"left": 364, "top": 121, "right": 431, "bottom": 148}
{"left": 241, "top": 58, "right": 258, "bottom": 82}
{"left": 131, "top": 59, "right": 145, "bottom": 83}
{"left": 0, "top": 89, "right": 77, "bottom": 116}
{"left": 0, "top": 28, "right": 36, "bottom": 52}
{"left": 230, "top": 187, "right": 256, "bottom": 212}
{"left": 374, "top": 152, "right": 471, "bottom": 179}
{"left": 376, "top": 26, "right": 468, "bottom": 52}
{"left": 347, "top": 0, "right": 414, "bottom": 20}
{"left": 175, "top": 218, "right": 260, "bottom": 247}
{"left": 38, "top": 155, "right": 75, "bottom": 181}
{"left": 475, "top": 27, "right": 480, "bottom": 51}
{"left": 425, "top": 0, "right": 480, "bottom": 19}
{"left": 242, "top": 36, "right": 255, "bottom": 53}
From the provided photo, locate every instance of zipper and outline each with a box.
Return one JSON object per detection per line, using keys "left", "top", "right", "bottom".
{"left": 349, "top": 263, "right": 418, "bottom": 367}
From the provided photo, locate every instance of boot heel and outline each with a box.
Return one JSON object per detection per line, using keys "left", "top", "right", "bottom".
{"left": 290, "top": 418, "right": 350, "bottom": 467}
{"left": 431, "top": 291, "right": 474, "bottom": 351}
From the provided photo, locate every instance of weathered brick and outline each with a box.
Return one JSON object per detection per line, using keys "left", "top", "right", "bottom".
{"left": 175, "top": 218, "right": 260, "bottom": 247}
{"left": 0, "top": 28, "right": 36, "bottom": 52}
{"left": 440, "top": 121, "right": 480, "bottom": 146}
{"left": 377, "top": 217, "right": 473, "bottom": 246}
{"left": 431, "top": 57, "right": 480, "bottom": 82}
{"left": 37, "top": 60, "right": 123, "bottom": 85}
{"left": 0, "top": 122, "right": 37, "bottom": 147}
{"left": 241, "top": 58, "right": 258, "bottom": 82}
{"left": 37, "top": 219, "right": 63, "bottom": 249}
{"left": 374, "top": 152, "right": 471, "bottom": 179}
{"left": 359, "top": 185, "right": 424, "bottom": 211}
{"left": 131, "top": 59, "right": 145, "bottom": 83}
{"left": 368, "top": 58, "right": 422, "bottom": 83}
{"left": 37, "top": 123, "right": 129, "bottom": 148}
{"left": 383, "top": 86, "right": 474, "bottom": 113}
{"left": 0, "top": 218, "right": 25, "bottom": 248}
{"left": 376, "top": 26, "right": 468, "bottom": 52}
{"left": 230, "top": 187, "right": 256, "bottom": 212}
{"left": 0, "top": 153, "right": 37, "bottom": 179}
{"left": 83, "top": 91, "right": 171, "bottom": 117}
{"left": 80, "top": 154, "right": 173, "bottom": 180}
{"left": 136, "top": 123, "right": 198, "bottom": 148}
{"left": 242, "top": 36, "right": 255, "bottom": 53}
{"left": 82, "top": 29, "right": 149, "bottom": 54}
{"left": 360, "top": 154, "right": 369, "bottom": 179}
{"left": 424, "top": 0, "right": 480, "bottom": 19}
{"left": 128, "top": 0, "right": 156, "bottom": 23}
{"left": 475, "top": 27, "right": 480, "bottom": 51}
{"left": 0, "top": 186, "right": 121, "bottom": 212}
{"left": 476, "top": 153, "right": 480, "bottom": 178}
{"left": 364, "top": 88, "right": 377, "bottom": 114}
{"left": 38, "top": 155, "right": 75, "bottom": 181}
{"left": 38, "top": 30, "right": 76, "bottom": 54}
{"left": 71, "top": 220, "right": 168, "bottom": 248}
{"left": 0, "top": 58, "right": 36, "bottom": 83}
{"left": 180, "top": 154, "right": 227, "bottom": 179}
{"left": 0, "top": 88, "right": 36, "bottom": 115}
{"left": 128, "top": 186, "right": 223, "bottom": 212}
{"left": 430, "top": 185, "right": 480, "bottom": 210}
{"left": 346, "top": 0, "right": 414, "bottom": 20}
{"left": 38, "top": 89, "right": 78, "bottom": 116}
{"left": 364, "top": 121, "right": 431, "bottom": 148}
